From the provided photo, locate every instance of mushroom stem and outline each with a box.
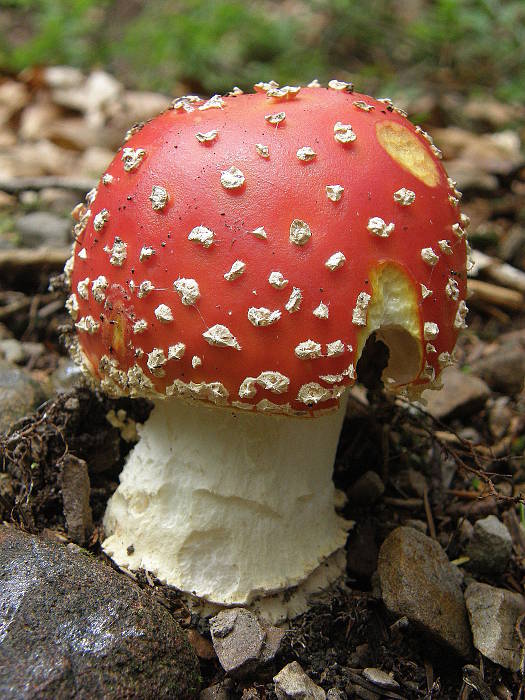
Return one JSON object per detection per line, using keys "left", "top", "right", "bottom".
{"left": 103, "top": 397, "right": 349, "bottom": 611}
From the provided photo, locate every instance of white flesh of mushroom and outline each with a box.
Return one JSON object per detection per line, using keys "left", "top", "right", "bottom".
{"left": 102, "top": 398, "right": 349, "bottom": 621}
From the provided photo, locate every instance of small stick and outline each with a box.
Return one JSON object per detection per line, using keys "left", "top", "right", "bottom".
{"left": 0, "top": 176, "right": 96, "bottom": 194}
{"left": 0, "top": 247, "right": 70, "bottom": 270}
{"left": 468, "top": 278, "right": 524, "bottom": 311}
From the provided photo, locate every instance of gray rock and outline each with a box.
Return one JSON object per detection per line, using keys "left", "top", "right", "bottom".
{"left": 362, "top": 668, "right": 399, "bottom": 690}
{"left": 210, "top": 608, "right": 284, "bottom": 677}
{"left": 377, "top": 526, "right": 472, "bottom": 657}
{"left": 59, "top": 454, "right": 93, "bottom": 546}
{"left": 0, "top": 525, "right": 200, "bottom": 699}
{"left": 347, "top": 471, "right": 385, "bottom": 506}
{"left": 16, "top": 211, "right": 71, "bottom": 248}
{"left": 200, "top": 684, "right": 230, "bottom": 700}
{"left": 488, "top": 397, "right": 512, "bottom": 439}
{"left": 421, "top": 367, "right": 490, "bottom": 420}
{"left": 471, "top": 344, "right": 525, "bottom": 395}
{"left": 0, "top": 359, "right": 46, "bottom": 433}
{"left": 273, "top": 661, "right": 326, "bottom": 699}
{"left": 50, "top": 357, "right": 83, "bottom": 393}
{"left": 466, "top": 515, "right": 513, "bottom": 575}
{"left": 465, "top": 581, "right": 525, "bottom": 671}
{"left": 0, "top": 339, "right": 45, "bottom": 364}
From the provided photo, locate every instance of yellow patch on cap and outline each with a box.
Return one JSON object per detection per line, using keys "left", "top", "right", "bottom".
{"left": 376, "top": 122, "right": 439, "bottom": 187}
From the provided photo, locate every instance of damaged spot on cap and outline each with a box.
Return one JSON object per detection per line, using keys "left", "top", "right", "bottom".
{"left": 224, "top": 260, "right": 246, "bottom": 281}
{"left": 149, "top": 185, "right": 169, "bottom": 210}
{"left": 352, "top": 291, "right": 371, "bottom": 326}
{"left": 154, "top": 304, "right": 173, "bottom": 323}
{"left": 203, "top": 324, "right": 241, "bottom": 350}
{"left": 376, "top": 122, "right": 439, "bottom": 187}
{"left": 220, "top": 166, "right": 245, "bottom": 190}
{"left": 289, "top": 219, "right": 311, "bottom": 246}
{"left": 122, "top": 147, "right": 146, "bottom": 172}
{"left": 189, "top": 225, "right": 214, "bottom": 248}
{"left": 247, "top": 307, "right": 281, "bottom": 326}
{"left": 174, "top": 278, "right": 201, "bottom": 305}
{"left": 294, "top": 340, "right": 322, "bottom": 360}
{"left": 325, "top": 252, "right": 346, "bottom": 270}
{"left": 326, "top": 185, "right": 344, "bottom": 202}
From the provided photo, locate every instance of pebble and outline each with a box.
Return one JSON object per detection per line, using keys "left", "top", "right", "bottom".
{"left": 488, "top": 397, "right": 513, "bottom": 439}
{"left": 362, "top": 668, "right": 400, "bottom": 690}
{"left": 210, "top": 608, "right": 284, "bottom": 677}
{"left": 377, "top": 526, "right": 472, "bottom": 657}
{"left": 421, "top": 367, "right": 490, "bottom": 420}
{"left": 347, "top": 470, "right": 385, "bottom": 506}
{"left": 16, "top": 211, "right": 71, "bottom": 248}
{"left": 0, "top": 359, "right": 46, "bottom": 433}
{"left": 273, "top": 661, "right": 326, "bottom": 700}
{"left": 0, "top": 339, "right": 45, "bottom": 364}
{"left": 465, "top": 515, "right": 513, "bottom": 575}
{"left": 59, "top": 454, "right": 93, "bottom": 546}
{"left": 471, "top": 342, "right": 525, "bottom": 395}
{"left": 465, "top": 581, "right": 525, "bottom": 671}
{"left": 0, "top": 525, "right": 200, "bottom": 699}
{"left": 200, "top": 684, "right": 230, "bottom": 700}
{"left": 50, "top": 357, "right": 83, "bottom": 393}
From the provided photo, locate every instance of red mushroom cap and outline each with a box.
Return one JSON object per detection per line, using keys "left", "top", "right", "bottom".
{"left": 67, "top": 83, "right": 468, "bottom": 415}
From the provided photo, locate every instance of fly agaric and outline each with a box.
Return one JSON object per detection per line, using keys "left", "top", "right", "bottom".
{"left": 66, "top": 81, "right": 468, "bottom": 620}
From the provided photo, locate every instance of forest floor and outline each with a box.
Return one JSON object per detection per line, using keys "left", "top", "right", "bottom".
{"left": 0, "top": 68, "right": 524, "bottom": 699}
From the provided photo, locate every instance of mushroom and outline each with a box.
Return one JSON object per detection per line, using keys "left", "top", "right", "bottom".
{"left": 66, "top": 82, "right": 468, "bottom": 621}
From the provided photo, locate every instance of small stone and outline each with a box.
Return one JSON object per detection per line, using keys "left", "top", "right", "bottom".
{"left": 347, "top": 471, "right": 385, "bottom": 506}
{"left": 362, "top": 668, "right": 400, "bottom": 690}
{"left": 465, "top": 581, "right": 525, "bottom": 671}
{"left": 187, "top": 629, "right": 216, "bottom": 660}
{"left": 421, "top": 366, "right": 490, "bottom": 420}
{"left": 273, "top": 661, "right": 326, "bottom": 699}
{"left": 210, "top": 608, "right": 284, "bottom": 677}
{"left": 471, "top": 343, "right": 525, "bottom": 395}
{"left": 488, "top": 396, "right": 512, "bottom": 439}
{"left": 15, "top": 212, "right": 70, "bottom": 248}
{"left": 0, "top": 525, "right": 200, "bottom": 699}
{"left": 466, "top": 515, "right": 513, "bottom": 575}
{"left": 0, "top": 360, "right": 46, "bottom": 434}
{"left": 377, "top": 526, "right": 472, "bottom": 657}
{"left": 200, "top": 684, "right": 230, "bottom": 700}
{"left": 60, "top": 454, "right": 93, "bottom": 546}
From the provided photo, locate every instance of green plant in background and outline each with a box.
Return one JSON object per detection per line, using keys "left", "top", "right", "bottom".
{"left": 0, "top": 0, "right": 524, "bottom": 101}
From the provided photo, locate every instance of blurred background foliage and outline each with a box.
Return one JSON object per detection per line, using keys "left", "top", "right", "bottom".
{"left": 0, "top": 0, "right": 524, "bottom": 101}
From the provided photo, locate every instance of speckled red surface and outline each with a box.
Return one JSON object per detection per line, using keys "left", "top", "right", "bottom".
{"left": 68, "top": 85, "right": 467, "bottom": 414}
